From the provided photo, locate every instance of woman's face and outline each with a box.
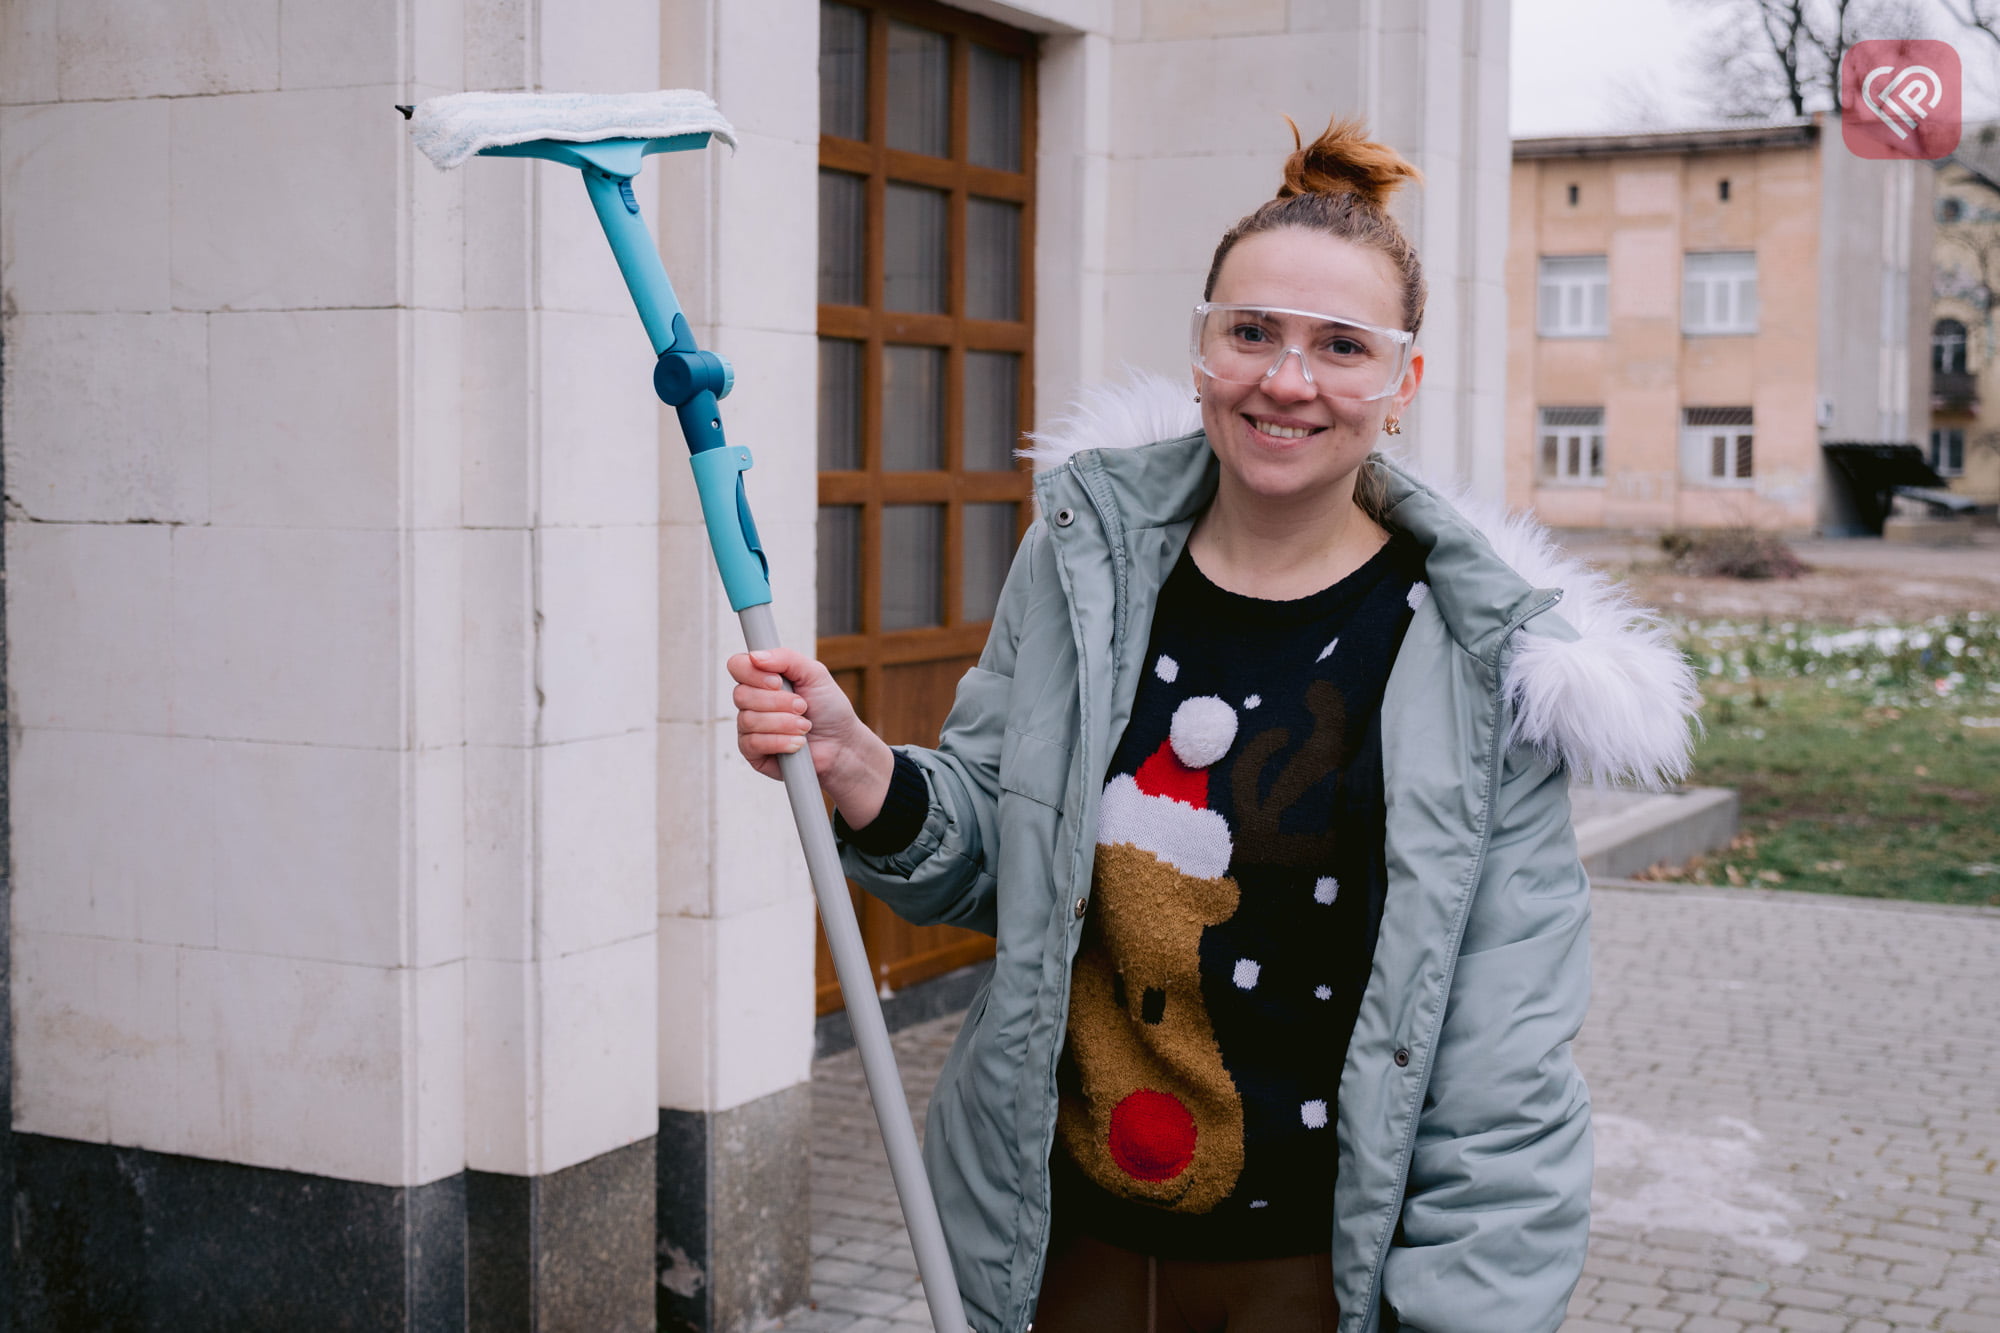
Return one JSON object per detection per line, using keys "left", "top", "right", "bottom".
{"left": 1196, "top": 228, "right": 1423, "bottom": 508}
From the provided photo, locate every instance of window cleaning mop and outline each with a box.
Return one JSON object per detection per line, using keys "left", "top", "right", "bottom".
{"left": 407, "top": 90, "right": 970, "bottom": 1333}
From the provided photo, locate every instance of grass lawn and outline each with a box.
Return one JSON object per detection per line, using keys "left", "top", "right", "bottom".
{"left": 1642, "top": 615, "right": 2000, "bottom": 909}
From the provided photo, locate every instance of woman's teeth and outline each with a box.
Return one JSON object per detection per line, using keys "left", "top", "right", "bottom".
{"left": 1254, "top": 419, "right": 1316, "bottom": 439}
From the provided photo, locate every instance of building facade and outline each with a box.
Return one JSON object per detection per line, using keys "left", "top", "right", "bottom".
{"left": 0, "top": 0, "right": 1508, "bottom": 1328}
{"left": 1507, "top": 120, "right": 1932, "bottom": 533}
{"left": 1928, "top": 134, "right": 2000, "bottom": 506}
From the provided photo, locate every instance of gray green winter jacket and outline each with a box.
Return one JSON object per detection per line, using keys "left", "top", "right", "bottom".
{"left": 838, "top": 379, "right": 1699, "bottom": 1333}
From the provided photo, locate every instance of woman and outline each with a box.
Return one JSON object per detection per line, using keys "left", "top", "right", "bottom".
{"left": 732, "top": 118, "right": 1697, "bottom": 1333}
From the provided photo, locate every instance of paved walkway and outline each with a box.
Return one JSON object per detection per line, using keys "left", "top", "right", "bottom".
{"left": 767, "top": 885, "right": 2000, "bottom": 1333}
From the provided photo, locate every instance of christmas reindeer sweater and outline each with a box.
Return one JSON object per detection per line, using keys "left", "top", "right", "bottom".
{"left": 1050, "top": 534, "right": 1428, "bottom": 1261}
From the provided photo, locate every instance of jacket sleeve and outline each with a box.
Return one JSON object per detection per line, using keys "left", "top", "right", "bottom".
{"left": 1380, "top": 744, "right": 1593, "bottom": 1333}
{"left": 834, "top": 521, "right": 1044, "bottom": 937}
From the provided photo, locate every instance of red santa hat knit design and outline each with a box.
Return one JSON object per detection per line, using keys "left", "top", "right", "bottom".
{"left": 1096, "top": 695, "right": 1239, "bottom": 879}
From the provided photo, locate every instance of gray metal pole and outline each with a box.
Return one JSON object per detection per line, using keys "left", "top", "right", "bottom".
{"left": 737, "top": 602, "right": 969, "bottom": 1333}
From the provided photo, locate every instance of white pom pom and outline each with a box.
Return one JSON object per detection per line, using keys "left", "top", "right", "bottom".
{"left": 1170, "top": 695, "right": 1238, "bottom": 768}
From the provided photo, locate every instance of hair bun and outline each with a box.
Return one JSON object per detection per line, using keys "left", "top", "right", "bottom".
{"left": 1278, "top": 115, "right": 1420, "bottom": 208}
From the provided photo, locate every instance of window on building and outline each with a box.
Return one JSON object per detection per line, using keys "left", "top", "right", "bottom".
{"left": 1682, "top": 251, "right": 1758, "bottom": 335}
{"left": 1930, "top": 427, "right": 1966, "bottom": 477}
{"left": 1681, "top": 407, "right": 1755, "bottom": 486}
{"left": 1537, "top": 407, "right": 1606, "bottom": 485}
{"left": 1933, "top": 318, "right": 1969, "bottom": 375}
{"left": 1538, "top": 255, "right": 1608, "bottom": 337}
{"left": 816, "top": 0, "right": 1035, "bottom": 1013}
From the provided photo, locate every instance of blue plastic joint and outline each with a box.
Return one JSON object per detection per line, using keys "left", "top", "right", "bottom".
{"left": 688, "top": 446, "right": 772, "bottom": 610}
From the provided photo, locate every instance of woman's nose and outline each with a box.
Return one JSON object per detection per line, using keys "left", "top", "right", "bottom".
{"left": 1261, "top": 346, "right": 1317, "bottom": 400}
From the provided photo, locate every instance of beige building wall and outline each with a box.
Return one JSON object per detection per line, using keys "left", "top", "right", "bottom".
{"left": 1508, "top": 123, "right": 1930, "bottom": 534}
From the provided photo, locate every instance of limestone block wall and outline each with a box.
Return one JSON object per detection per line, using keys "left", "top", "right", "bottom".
{"left": 1085, "top": 0, "right": 1512, "bottom": 499}
{"left": 2, "top": 0, "right": 475, "bottom": 1192}
{"left": 0, "top": 0, "right": 1511, "bottom": 1325}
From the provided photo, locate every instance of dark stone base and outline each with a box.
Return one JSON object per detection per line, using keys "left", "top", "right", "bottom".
{"left": 10, "top": 1133, "right": 659, "bottom": 1332}
{"left": 656, "top": 1085, "right": 813, "bottom": 1333}
{"left": 12, "top": 1133, "right": 467, "bottom": 1332}
{"left": 467, "top": 1139, "right": 656, "bottom": 1332}
{"left": 814, "top": 958, "right": 993, "bottom": 1058}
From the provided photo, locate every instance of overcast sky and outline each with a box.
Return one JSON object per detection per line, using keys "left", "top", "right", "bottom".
{"left": 1508, "top": 0, "right": 2000, "bottom": 137}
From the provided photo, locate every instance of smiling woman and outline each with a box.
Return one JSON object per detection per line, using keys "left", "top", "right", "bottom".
{"left": 733, "top": 112, "right": 1699, "bottom": 1333}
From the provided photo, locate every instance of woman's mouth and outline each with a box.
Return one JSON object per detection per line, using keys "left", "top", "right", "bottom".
{"left": 1244, "top": 414, "right": 1324, "bottom": 441}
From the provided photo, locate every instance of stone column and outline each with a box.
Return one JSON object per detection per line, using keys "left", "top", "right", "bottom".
{"left": 0, "top": 0, "right": 685, "bottom": 1326}
{"left": 1095, "top": 0, "right": 1512, "bottom": 497}
{"left": 652, "top": 3, "right": 821, "bottom": 1329}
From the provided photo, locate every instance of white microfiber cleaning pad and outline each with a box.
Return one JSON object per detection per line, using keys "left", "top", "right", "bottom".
{"left": 411, "top": 89, "right": 737, "bottom": 170}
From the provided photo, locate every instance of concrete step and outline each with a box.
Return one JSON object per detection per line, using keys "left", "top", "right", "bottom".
{"left": 1572, "top": 784, "right": 1739, "bottom": 880}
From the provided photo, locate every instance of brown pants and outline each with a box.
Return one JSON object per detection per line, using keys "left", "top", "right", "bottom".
{"left": 1031, "top": 1233, "right": 1339, "bottom": 1333}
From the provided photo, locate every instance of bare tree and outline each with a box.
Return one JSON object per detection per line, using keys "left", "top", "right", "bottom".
{"left": 1938, "top": 0, "right": 2000, "bottom": 53}
{"left": 1679, "top": 0, "right": 1928, "bottom": 121}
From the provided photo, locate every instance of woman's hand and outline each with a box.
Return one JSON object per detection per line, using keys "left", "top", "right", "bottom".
{"left": 727, "top": 647, "right": 897, "bottom": 827}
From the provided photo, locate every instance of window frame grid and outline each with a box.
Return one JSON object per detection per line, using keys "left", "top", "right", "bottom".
{"left": 1680, "top": 407, "right": 1756, "bottom": 488}
{"left": 815, "top": 0, "right": 1038, "bottom": 680}
{"left": 1682, "top": 250, "right": 1759, "bottom": 336}
{"left": 1535, "top": 406, "right": 1607, "bottom": 487}
{"left": 1930, "top": 427, "right": 1966, "bottom": 477}
{"left": 1536, "top": 254, "right": 1609, "bottom": 338}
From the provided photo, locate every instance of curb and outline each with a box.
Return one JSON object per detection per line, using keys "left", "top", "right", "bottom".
{"left": 1589, "top": 877, "right": 2000, "bottom": 918}
{"left": 1574, "top": 785, "right": 1739, "bottom": 879}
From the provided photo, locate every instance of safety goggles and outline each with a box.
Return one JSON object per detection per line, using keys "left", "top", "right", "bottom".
{"left": 1190, "top": 304, "right": 1415, "bottom": 403}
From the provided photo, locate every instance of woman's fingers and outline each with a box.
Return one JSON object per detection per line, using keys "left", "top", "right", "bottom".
{"left": 732, "top": 680, "right": 808, "bottom": 715}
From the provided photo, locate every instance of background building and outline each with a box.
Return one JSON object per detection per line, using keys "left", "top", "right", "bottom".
{"left": 0, "top": 1, "right": 1509, "bottom": 1328}
{"left": 1928, "top": 127, "right": 2000, "bottom": 508}
{"left": 1507, "top": 119, "right": 1933, "bottom": 533}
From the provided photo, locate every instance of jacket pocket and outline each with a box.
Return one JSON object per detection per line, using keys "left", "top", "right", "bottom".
{"left": 999, "top": 727, "right": 1071, "bottom": 809}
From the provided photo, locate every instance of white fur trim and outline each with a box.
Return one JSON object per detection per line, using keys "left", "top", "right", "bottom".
{"left": 1036, "top": 374, "right": 1701, "bottom": 789}
{"left": 1169, "top": 696, "right": 1238, "bottom": 768}
{"left": 1020, "top": 370, "right": 1201, "bottom": 469}
{"left": 1096, "top": 774, "right": 1232, "bottom": 878}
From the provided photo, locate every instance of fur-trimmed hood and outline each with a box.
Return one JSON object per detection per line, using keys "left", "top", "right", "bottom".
{"left": 1022, "top": 373, "right": 1701, "bottom": 790}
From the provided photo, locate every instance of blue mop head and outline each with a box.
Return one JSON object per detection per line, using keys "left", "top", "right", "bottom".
{"left": 410, "top": 89, "right": 737, "bottom": 170}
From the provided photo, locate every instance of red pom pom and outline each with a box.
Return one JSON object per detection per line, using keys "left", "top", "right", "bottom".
{"left": 1107, "top": 1089, "right": 1197, "bottom": 1182}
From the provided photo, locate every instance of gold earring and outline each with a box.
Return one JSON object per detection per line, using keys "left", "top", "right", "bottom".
{"left": 1383, "top": 417, "right": 1402, "bottom": 436}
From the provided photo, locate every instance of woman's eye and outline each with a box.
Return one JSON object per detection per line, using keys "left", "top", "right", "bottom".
{"left": 1230, "top": 325, "right": 1272, "bottom": 344}
{"left": 1324, "top": 337, "right": 1366, "bottom": 357}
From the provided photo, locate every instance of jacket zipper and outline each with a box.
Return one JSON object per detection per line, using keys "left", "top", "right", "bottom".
{"left": 1352, "top": 587, "right": 1563, "bottom": 1332}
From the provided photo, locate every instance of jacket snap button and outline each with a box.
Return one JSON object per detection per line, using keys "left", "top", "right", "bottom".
{"left": 1053, "top": 507, "right": 1075, "bottom": 527}
{"left": 1394, "top": 1048, "right": 1411, "bottom": 1068}
{"left": 1074, "top": 896, "right": 1087, "bottom": 918}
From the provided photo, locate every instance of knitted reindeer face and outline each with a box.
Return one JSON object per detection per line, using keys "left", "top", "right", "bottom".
{"left": 1058, "top": 695, "right": 1247, "bottom": 1213}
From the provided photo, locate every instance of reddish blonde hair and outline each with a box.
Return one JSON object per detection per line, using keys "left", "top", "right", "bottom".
{"left": 1203, "top": 115, "right": 1427, "bottom": 335}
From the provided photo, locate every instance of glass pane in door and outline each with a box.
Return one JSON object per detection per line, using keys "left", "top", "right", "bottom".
{"left": 886, "top": 21, "right": 949, "bottom": 157}
{"left": 882, "top": 505, "right": 945, "bottom": 630}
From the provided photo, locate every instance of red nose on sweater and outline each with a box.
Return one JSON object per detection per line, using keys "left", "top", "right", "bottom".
{"left": 1108, "top": 1088, "right": 1197, "bottom": 1182}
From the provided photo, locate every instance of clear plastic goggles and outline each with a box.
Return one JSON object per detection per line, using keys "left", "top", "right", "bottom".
{"left": 1190, "top": 304, "right": 1415, "bottom": 403}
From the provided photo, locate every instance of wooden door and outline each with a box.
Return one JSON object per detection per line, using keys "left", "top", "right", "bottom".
{"left": 814, "top": 0, "right": 1037, "bottom": 1012}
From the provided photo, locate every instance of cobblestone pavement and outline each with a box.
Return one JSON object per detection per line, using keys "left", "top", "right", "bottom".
{"left": 765, "top": 885, "right": 2000, "bottom": 1332}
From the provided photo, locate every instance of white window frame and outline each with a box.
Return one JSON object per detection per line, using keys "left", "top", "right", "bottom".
{"left": 1683, "top": 251, "right": 1758, "bottom": 335}
{"left": 1537, "top": 255, "right": 1608, "bottom": 337}
{"left": 1536, "top": 407, "right": 1606, "bottom": 486}
{"left": 1681, "top": 408, "right": 1755, "bottom": 487}
{"left": 1930, "top": 427, "right": 1966, "bottom": 477}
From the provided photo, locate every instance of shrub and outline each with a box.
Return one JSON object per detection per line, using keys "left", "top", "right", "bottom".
{"left": 1659, "top": 528, "right": 1807, "bottom": 580}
